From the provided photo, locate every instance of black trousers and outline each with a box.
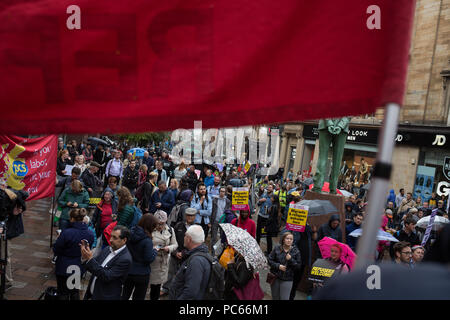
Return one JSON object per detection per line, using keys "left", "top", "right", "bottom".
{"left": 289, "top": 264, "right": 306, "bottom": 300}
{"left": 150, "top": 284, "right": 161, "bottom": 300}
{"left": 56, "top": 275, "right": 80, "bottom": 300}
{"left": 199, "top": 220, "right": 210, "bottom": 240}
{"left": 122, "top": 274, "right": 150, "bottom": 300}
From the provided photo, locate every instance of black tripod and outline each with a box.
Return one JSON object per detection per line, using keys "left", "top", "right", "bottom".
{"left": 0, "top": 220, "right": 7, "bottom": 300}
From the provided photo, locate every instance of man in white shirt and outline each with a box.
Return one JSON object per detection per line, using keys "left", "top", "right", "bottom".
{"left": 81, "top": 225, "right": 132, "bottom": 300}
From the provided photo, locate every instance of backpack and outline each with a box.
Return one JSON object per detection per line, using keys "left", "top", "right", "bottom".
{"left": 187, "top": 251, "right": 225, "bottom": 300}
{"left": 168, "top": 203, "right": 188, "bottom": 228}
{"left": 130, "top": 206, "right": 143, "bottom": 227}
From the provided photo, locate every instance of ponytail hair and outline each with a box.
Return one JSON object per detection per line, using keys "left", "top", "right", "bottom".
{"left": 70, "top": 208, "right": 87, "bottom": 222}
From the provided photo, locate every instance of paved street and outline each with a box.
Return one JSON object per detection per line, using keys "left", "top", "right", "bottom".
{"left": 5, "top": 198, "right": 305, "bottom": 300}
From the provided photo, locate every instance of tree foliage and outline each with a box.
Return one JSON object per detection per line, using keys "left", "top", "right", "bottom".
{"left": 116, "top": 132, "right": 170, "bottom": 146}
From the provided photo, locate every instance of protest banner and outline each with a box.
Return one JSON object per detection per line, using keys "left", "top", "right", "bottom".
{"left": 0, "top": 135, "right": 57, "bottom": 200}
{"left": 286, "top": 203, "right": 309, "bottom": 232}
{"left": 308, "top": 259, "right": 338, "bottom": 284}
{"left": 244, "top": 161, "right": 251, "bottom": 173}
{"left": 232, "top": 187, "right": 249, "bottom": 211}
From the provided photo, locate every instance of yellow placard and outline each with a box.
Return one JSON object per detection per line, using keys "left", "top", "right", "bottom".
{"left": 89, "top": 198, "right": 101, "bottom": 205}
{"left": 286, "top": 204, "right": 309, "bottom": 232}
{"left": 232, "top": 187, "right": 249, "bottom": 209}
{"left": 244, "top": 161, "right": 251, "bottom": 172}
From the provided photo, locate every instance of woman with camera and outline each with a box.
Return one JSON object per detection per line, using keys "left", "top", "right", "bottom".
{"left": 53, "top": 208, "right": 94, "bottom": 300}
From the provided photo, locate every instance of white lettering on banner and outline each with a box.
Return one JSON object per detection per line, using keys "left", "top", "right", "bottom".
{"left": 29, "top": 158, "right": 47, "bottom": 169}
{"left": 437, "top": 181, "right": 450, "bottom": 197}
{"left": 66, "top": 5, "right": 81, "bottom": 30}
{"left": 432, "top": 135, "right": 446, "bottom": 146}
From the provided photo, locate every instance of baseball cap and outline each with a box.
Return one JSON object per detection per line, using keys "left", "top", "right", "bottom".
{"left": 185, "top": 208, "right": 197, "bottom": 216}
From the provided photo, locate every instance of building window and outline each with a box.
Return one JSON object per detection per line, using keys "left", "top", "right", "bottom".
{"left": 288, "top": 146, "right": 296, "bottom": 172}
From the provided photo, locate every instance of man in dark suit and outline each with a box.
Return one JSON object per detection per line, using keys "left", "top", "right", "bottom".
{"left": 81, "top": 225, "right": 132, "bottom": 300}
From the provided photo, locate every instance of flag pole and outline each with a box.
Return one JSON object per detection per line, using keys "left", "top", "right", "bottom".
{"left": 49, "top": 196, "right": 55, "bottom": 248}
{"left": 354, "top": 103, "right": 400, "bottom": 269}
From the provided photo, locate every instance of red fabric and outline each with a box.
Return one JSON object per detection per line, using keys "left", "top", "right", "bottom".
{"left": 0, "top": 0, "right": 415, "bottom": 134}
{"left": 233, "top": 273, "right": 264, "bottom": 300}
{"left": 100, "top": 202, "right": 114, "bottom": 229}
{"left": 0, "top": 135, "right": 57, "bottom": 200}
{"left": 103, "top": 221, "right": 118, "bottom": 245}
{"left": 232, "top": 217, "right": 256, "bottom": 239}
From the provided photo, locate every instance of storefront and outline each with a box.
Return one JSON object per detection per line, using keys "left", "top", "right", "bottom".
{"left": 303, "top": 124, "right": 379, "bottom": 188}
{"left": 395, "top": 125, "right": 450, "bottom": 203}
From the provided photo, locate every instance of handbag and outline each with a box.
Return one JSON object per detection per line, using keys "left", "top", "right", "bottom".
{"left": 266, "top": 272, "right": 277, "bottom": 285}
{"left": 233, "top": 273, "right": 264, "bottom": 300}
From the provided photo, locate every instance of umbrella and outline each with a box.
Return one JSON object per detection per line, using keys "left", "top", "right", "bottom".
{"left": 219, "top": 223, "right": 268, "bottom": 270}
{"left": 416, "top": 216, "right": 449, "bottom": 231}
{"left": 361, "top": 183, "right": 371, "bottom": 191}
{"left": 338, "top": 189, "right": 353, "bottom": 198}
{"left": 302, "top": 178, "right": 314, "bottom": 186}
{"left": 298, "top": 199, "right": 338, "bottom": 216}
{"left": 349, "top": 228, "right": 399, "bottom": 243}
{"left": 87, "top": 137, "right": 110, "bottom": 146}
{"left": 127, "top": 147, "right": 146, "bottom": 158}
{"left": 317, "top": 237, "right": 356, "bottom": 270}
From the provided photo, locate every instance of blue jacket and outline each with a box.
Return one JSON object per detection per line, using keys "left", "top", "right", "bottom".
{"left": 169, "top": 244, "right": 211, "bottom": 300}
{"left": 53, "top": 222, "right": 94, "bottom": 276}
{"left": 150, "top": 189, "right": 175, "bottom": 214}
{"left": 83, "top": 245, "right": 132, "bottom": 300}
{"left": 191, "top": 194, "right": 213, "bottom": 224}
{"left": 153, "top": 168, "right": 168, "bottom": 184}
{"left": 257, "top": 191, "right": 273, "bottom": 218}
{"left": 346, "top": 222, "right": 361, "bottom": 250}
{"left": 127, "top": 225, "right": 158, "bottom": 275}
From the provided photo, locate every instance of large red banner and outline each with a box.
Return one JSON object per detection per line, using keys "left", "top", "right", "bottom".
{"left": 0, "top": 0, "right": 415, "bottom": 134}
{"left": 0, "top": 135, "right": 57, "bottom": 201}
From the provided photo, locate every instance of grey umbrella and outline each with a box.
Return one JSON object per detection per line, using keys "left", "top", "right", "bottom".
{"left": 88, "top": 137, "right": 110, "bottom": 146}
{"left": 361, "top": 183, "right": 371, "bottom": 190}
{"left": 298, "top": 199, "right": 338, "bottom": 216}
{"left": 302, "top": 178, "right": 314, "bottom": 186}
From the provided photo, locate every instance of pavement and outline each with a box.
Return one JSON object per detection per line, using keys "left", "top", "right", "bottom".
{"left": 4, "top": 199, "right": 306, "bottom": 300}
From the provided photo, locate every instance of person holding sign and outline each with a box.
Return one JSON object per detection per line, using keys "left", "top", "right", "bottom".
{"left": 267, "top": 232, "right": 301, "bottom": 300}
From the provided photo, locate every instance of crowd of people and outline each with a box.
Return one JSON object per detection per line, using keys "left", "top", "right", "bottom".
{"left": 47, "top": 137, "right": 449, "bottom": 300}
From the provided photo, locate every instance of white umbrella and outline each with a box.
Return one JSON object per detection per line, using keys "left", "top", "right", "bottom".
{"left": 349, "top": 228, "right": 399, "bottom": 242}
{"left": 338, "top": 189, "right": 353, "bottom": 197}
{"left": 219, "top": 223, "right": 268, "bottom": 270}
{"left": 417, "top": 216, "right": 449, "bottom": 231}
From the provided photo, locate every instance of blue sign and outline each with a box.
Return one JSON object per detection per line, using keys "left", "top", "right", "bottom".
{"left": 12, "top": 160, "right": 28, "bottom": 177}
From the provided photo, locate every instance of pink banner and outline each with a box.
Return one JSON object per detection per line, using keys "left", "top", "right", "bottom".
{"left": 0, "top": 135, "right": 58, "bottom": 200}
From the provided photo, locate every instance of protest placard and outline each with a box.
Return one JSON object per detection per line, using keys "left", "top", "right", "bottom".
{"left": 286, "top": 203, "right": 309, "bottom": 232}
{"left": 232, "top": 187, "right": 249, "bottom": 210}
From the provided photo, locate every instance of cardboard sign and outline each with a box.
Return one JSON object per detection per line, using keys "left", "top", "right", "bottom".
{"left": 308, "top": 259, "right": 337, "bottom": 284}
{"left": 232, "top": 187, "right": 249, "bottom": 210}
{"left": 244, "top": 161, "right": 251, "bottom": 173}
{"left": 286, "top": 203, "right": 309, "bottom": 232}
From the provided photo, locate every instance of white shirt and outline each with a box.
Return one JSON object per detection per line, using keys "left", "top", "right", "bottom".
{"left": 89, "top": 245, "right": 127, "bottom": 295}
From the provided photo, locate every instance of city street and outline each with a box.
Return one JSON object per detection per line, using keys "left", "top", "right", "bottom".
{"left": 4, "top": 198, "right": 306, "bottom": 300}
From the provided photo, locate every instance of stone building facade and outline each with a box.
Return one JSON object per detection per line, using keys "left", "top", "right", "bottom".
{"left": 279, "top": 0, "right": 450, "bottom": 203}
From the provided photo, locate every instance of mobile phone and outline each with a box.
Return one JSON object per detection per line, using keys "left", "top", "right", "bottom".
{"left": 81, "top": 239, "right": 89, "bottom": 248}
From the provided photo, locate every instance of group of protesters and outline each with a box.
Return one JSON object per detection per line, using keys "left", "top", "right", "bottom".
{"left": 49, "top": 137, "right": 449, "bottom": 300}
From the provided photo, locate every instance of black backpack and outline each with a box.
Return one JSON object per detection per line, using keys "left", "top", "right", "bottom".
{"left": 187, "top": 252, "right": 225, "bottom": 300}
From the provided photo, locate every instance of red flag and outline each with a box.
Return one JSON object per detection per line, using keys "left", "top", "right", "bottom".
{"left": 0, "top": 135, "right": 57, "bottom": 200}
{"left": 0, "top": 0, "right": 415, "bottom": 134}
